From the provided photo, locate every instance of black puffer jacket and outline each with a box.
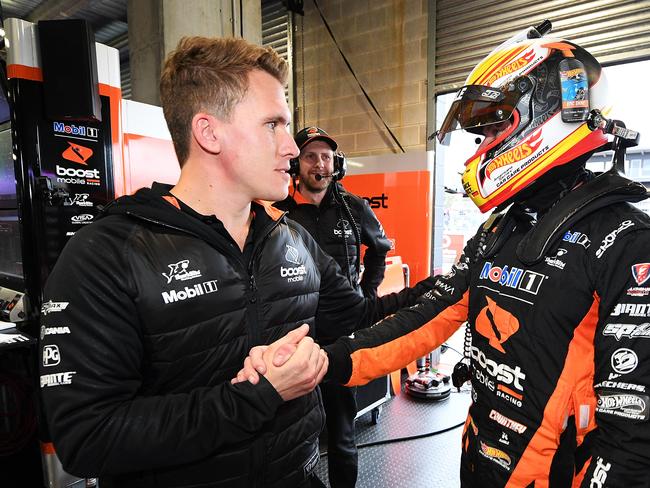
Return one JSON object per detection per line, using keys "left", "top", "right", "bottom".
{"left": 39, "top": 183, "right": 427, "bottom": 488}
{"left": 275, "top": 182, "right": 392, "bottom": 299}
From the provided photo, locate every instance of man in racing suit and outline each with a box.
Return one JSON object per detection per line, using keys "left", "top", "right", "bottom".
{"left": 237, "top": 24, "right": 650, "bottom": 487}
{"left": 38, "top": 37, "right": 433, "bottom": 488}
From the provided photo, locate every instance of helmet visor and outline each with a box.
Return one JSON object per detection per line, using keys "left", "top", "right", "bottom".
{"left": 437, "top": 85, "right": 524, "bottom": 143}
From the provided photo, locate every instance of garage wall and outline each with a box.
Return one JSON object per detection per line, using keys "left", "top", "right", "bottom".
{"left": 294, "top": 0, "right": 429, "bottom": 157}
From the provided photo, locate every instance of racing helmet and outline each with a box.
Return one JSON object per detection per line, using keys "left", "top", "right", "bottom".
{"left": 437, "top": 31, "right": 611, "bottom": 212}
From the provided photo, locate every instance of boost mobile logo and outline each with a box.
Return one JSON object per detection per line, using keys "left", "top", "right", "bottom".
{"left": 282, "top": 245, "right": 307, "bottom": 283}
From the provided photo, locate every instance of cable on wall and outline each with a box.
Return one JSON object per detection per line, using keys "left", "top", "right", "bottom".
{"left": 311, "top": 0, "right": 405, "bottom": 153}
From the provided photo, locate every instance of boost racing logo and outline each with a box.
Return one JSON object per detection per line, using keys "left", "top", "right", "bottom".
{"left": 475, "top": 297, "right": 520, "bottom": 353}
{"left": 588, "top": 457, "right": 611, "bottom": 488}
{"left": 333, "top": 219, "right": 354, "bottom": 238}
{"left": 62, "top": 142, "right": 93, "bottom": 165}
{"left": 282, "top": 245, "right": 307, "bottom": 283}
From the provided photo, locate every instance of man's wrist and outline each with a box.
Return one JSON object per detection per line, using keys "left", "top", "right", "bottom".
{"left": 323, "top": 341, "right": 353, "bottom": 384}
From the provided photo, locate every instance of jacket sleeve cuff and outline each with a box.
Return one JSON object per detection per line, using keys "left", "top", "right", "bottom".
{"left": 323, "top": 340, "right": 353, "bottom": 385}
{"left": 255, "top": 375, "right": 285, "bottom": 411}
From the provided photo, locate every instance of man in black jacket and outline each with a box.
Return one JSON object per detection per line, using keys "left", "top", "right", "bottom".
{"left": 275, "top": 127, "right": 391, "bottom": 487}
{"left": 38, "top": 37, "right": 432, "bottom": 488}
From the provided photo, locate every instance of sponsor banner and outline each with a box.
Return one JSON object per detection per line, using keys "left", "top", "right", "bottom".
{"left": 596, "top": 390, "right": 650, "bottom": 421}
{"left": 610, "top": 348, "right": 638, "bottom": 375}
{"left": 632, "top": 263, "right": 650, "bottom": 286}
{"left": 589, "top": 457, "right": 611, "bottom": 488}
{"left": 42, "top": 345, "right": 60, "bottom": 367}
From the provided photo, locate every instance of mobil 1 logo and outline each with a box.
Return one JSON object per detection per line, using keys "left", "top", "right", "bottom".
{"left": 480, "top": 262, "right": 547, "bottom": 295}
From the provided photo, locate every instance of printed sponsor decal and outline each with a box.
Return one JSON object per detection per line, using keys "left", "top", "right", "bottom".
{"left": 53, "top": 122, "right": 98, "bottom": 141}
{"left": 611, "top": 303, "right": 650, "bottom": 317}
{"left": 70, "top": 214, "right": 94, "bottom": 225}
{"left": 65, "top": 193, "right": 93, "bottom": 207}
{"left": 603, "top": 323, "right": 650, "bottom": 341}
{"left": 303, "top": 449, "right": 319, "bottom": 478}
{"left": 594, "top": 380, "right": 645, "bottom": 393}
{"left": 161, "top": 280, "right": 219, "bottom": 304}
{"left": 40, "top": 326, "right": 71, "bottom": 340}
{"left": 479, "top": 262, "right": 546, "bottom": 295}
{"left": 42, "top": 345, "right": 60, "bottom": 367}
{"left": 162, "top": 260, "right": 202, "bottom": 284}
{"left": 485, "top": 49, "right": 536, "bottom": 85}
{"left": 489, "top": 409, "right": 527, "bottom": 434}
{"left": 589, "top": 457, "right": 611, "bottom": 488}
{"left": 595, "top": 220, "right": 634, "bottom": 258}
{"left": 596, "top": 390, "right": 650, "bottom": 421}
{"left": 499, "top": 432, "right": 510, "bottom": 445}
{"left": 282, "top": 245, "right": 307, "bottom": 283}
{"left": 62, "top": 141, "right": 93, "bottom": 165}
{"left": 478, "top": 440, "right": 512, "bottom": 471}
{"left": 41, "top": 300, "right": 69, "bottom": 315}
{"left": 626, "top": 287, "right": 650, "bottom": 297}
{"left": 544, "top": 250, "right": 567, "bottom": 270}
{"left": 362, "top": 193, "right": 389, "bottom": 209}
{"left": 476, "top": 297, "right": 519, "bottom": 353}
{"left": 486, "top": 132, "right": 542, "bottom": 179}
{"left": 333, "top": 219, "right": 353, "bottom": 238}
{"left": 632, "top": 263, "right": 650, "bottom": 286}
{"left": 562, "top": 230, "right": 591, "bottom": 248}
{"left": 471, "top": 345, "right": 525, "bottom": 392}
{"left": 40, "top": 371, "right": 76, "bottom": 388}
{"left": 56, "top": 165, "right": 101, "bottom": 186}
{"left": 610, "top": 348, "right": 638, "bottom": 375}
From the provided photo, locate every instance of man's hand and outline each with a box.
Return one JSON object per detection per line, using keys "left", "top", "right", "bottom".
{"left": 231, "top": 324, "right": 328, "bottom": 402}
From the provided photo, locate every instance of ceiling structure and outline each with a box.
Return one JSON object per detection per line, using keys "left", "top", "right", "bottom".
{"left": 1, "top": 0, "right": 130, "bottom": 95}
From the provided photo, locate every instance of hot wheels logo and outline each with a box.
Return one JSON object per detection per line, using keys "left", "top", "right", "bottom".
{"left": 485, "top": 49, "right": 536, "bottom": 85}
{"left": 485, "top": 131, "right": 542, "bottom": 179}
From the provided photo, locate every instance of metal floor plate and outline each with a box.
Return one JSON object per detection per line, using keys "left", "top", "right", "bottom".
{"left": 315, "top": 388, "right": 472, "bottom": 487}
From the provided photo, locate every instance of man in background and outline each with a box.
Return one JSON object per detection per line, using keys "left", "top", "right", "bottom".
{"left": 275, "top": 127, "right": 391, "bottom": 487}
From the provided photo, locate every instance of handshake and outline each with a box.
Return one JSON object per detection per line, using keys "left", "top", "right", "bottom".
{"left": 231, "top": 324, "right": 329, "bottom": 401}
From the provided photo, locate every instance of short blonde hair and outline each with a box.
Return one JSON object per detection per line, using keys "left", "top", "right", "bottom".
{"left": 160, "top": 36, "right": 288, "bottom": 165}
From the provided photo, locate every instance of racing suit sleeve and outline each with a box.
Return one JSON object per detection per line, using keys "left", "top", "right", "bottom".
{"left": 357, "top": 198, "right": 392, "bottom": 299}
{"left": 323, "top": 239, "right": 475, "bottom": 386}
{"left": 39, "top": 231, "right": 285, "bottom": 477}
{"left": 580, "top": 226, "right": 650, "bottom": 487}
{"left": 290, "top": 222, "right": 437, "bottom": 345}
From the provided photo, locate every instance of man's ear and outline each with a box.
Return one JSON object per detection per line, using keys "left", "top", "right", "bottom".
{"left": 191, "top": 112, "right": 221, "bottom": 155}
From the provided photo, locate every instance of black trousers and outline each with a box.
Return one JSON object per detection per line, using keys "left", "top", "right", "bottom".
{"left": 321, "top": 382, "right": 358, "bottom": 488}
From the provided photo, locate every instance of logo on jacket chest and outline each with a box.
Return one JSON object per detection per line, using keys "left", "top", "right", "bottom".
{"left": 333, "top": 219, "right": 353, "bottom": 238}
{"left": 162, "top": 259, "right": 203, "bottom": 284}
{"left": 282, "top": 245, "right": 308, "bottom": 283}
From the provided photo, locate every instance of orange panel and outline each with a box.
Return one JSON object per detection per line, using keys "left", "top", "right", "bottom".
{"left": 343, "top": 171, "right": 432, "bottom": 283}
{"left": 122, "top": 134, "right": 180, "bottom": 196}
